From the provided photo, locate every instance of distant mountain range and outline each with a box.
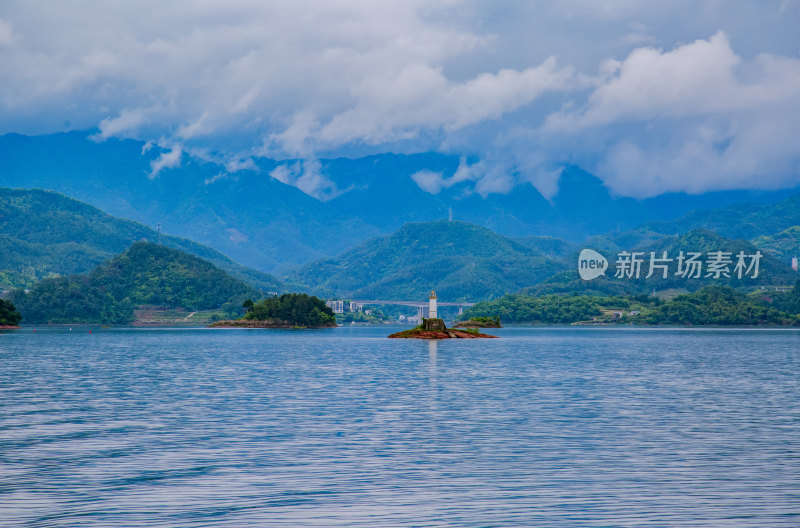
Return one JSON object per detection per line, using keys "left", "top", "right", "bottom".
{"left": 3, "top": 131, "right": 798, "bottom": 274}
{"left": 0, "top": 187, "right": 285, "bottom": 292}
{"left": 2, "top": 131, "right": 799, "bottom": 305}
{"left": 587, "top": 193, "right": 800, "bottom": 259}
{"left": 2, "top": 185, "right": 798, "bottom": 304}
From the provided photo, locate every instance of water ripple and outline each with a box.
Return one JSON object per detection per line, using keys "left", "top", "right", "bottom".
{"left": 1, "top": 326, "right": 799, "bottom": 526}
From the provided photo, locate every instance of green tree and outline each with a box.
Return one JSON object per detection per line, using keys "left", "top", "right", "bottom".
{"left": 244, "top": 293, "right": 335, "bottom": 327}
{"left": 0, "top": 298, "right": 22, "bottom": 326}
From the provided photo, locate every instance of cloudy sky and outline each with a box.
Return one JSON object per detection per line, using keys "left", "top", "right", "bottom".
{"left": 1, "top": 0, "right": 799, "bottom": 198}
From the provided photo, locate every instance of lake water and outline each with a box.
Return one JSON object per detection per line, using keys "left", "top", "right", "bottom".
{"left": 1, "top": 326, "right": 799, "bottom": 527}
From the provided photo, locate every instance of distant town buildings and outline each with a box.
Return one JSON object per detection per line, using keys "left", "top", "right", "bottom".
{"left": 326, "top": 300, "right": 365, "bottom": 314}
{"left": 326, "top": 300, "right": 344, "bottom": 313}
{"left": 327, "top": 293, "right": 473, "bottom": 323}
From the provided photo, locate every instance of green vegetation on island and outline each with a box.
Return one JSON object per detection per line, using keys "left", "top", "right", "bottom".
{"left": 389, "top": 318, "right": 497, "bottom": 339}
{"left": 211, "top": 293, "right": 336, "bottom": 328}
{"left": 10, "top": 242, "right": 261, "bottom": 324}
{"left": 0, "top": 298, "right": 21, "bottom": 327}
{"left": 461, "top": 285, "right": 800, "bottom": 326}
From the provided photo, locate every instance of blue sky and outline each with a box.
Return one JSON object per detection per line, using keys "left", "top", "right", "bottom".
{"left": 0, "top": 0, "right": 799, "bottom": 199}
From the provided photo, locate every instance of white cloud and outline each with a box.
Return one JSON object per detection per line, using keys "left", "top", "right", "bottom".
{"left": 410, "top": 169, "right": 447, "bottom": 194}
{"left": 544, "top": 31, "right": 800, "bottom": 196}
{"left": 93, "top": 108, "right": 151, "bottom": 141}
{"left": 269, "top": 163, "right": 298, "bottom": 186}
{"left": 204, "top": 172, "right": 229, "bottom": 185}
{"left": 313, "top": 57, "right": 571, "bottom": 149}
{"left": 149, "top": 145, "right": 182, "bottom": 178}
{"left": 269, "top": 159, "right": 340, "bottom": 200}
{"left": 0, "top": 1, "right": 799, "bottom": 197}
{"left": 225, "top": 157, "right": 256, "bottom": 173}
{"left": 410, "top": 157, "right": 481, "bottom": 194}
{"left": 547, "top": 32, "right": 744, "bottom": 129}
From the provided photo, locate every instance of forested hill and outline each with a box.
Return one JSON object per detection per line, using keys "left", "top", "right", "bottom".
{"left": 286, "top": 220, "right": 567, "bottom": 301}
{"left": 0, "top": 187, "right": 285, "bottom": 292}
{"left": 752, "top": 226, "right": 800, "bottom": 262}
{"left": 528, "top": 229, "right": 798, "bottom": 297}
{"left": 11, "top": 242, "right": 261, "bottom": 324}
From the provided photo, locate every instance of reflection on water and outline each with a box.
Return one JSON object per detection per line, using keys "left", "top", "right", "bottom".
{"left": 428, "top": 339, "right": 437, "bottom": 372}
{"left": 1, "top": 326, "right": 800, "bottom": 527}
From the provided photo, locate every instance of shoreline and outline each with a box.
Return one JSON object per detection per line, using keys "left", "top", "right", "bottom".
{"left": 388, "top": 327, "right": 498, "bottom": 339}
{"left": 209, "top": 319, "right": 337, "bottom": 329}
{"left": 6, "top": 323, "right": 800, "bottom": 331}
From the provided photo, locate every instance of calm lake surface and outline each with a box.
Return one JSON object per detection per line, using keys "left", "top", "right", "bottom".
{"left": 1, "top": 326, "right": 799, "bottom": 527}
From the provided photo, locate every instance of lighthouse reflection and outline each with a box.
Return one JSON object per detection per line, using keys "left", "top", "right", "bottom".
{"left": 427, "top": 340, "right": 438, "bottom": 414}
{"left": 428, "top": 339, "right": 437, "bottom": 372}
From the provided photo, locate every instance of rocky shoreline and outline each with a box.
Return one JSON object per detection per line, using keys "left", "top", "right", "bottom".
{"left": 389, "top": 318, "right": 498, "bottom": 339}
{"left": 388, "top": 327, "right": 497, "bottom": 339}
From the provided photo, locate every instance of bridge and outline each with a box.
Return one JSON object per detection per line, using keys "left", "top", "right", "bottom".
{"left": 350, "top": 299, "right": 476, "bottom": 318}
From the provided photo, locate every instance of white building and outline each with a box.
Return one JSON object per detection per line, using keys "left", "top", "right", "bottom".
{"left": 326, "top": 300, "right": 344, "bottom": 314}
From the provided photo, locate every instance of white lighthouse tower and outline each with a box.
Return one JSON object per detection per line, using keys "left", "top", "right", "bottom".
{"left": 429, "top": 290, "right": 438, "bottom": 319}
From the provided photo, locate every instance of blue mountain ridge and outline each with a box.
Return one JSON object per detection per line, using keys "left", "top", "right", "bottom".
{"left": 1, "top": 131, "right": 797, "bottom": 274}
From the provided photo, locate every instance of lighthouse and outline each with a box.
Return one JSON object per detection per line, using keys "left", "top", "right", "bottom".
{"left": 422, "top": 290, "right": 446, "bottom": 332}
{"left": 429, "top": 290, "right": 438, "bottom": 319}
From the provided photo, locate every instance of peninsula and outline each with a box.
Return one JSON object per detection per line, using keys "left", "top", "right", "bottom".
{"left": 452, "top": 316, "right": 502, "bottom": 328}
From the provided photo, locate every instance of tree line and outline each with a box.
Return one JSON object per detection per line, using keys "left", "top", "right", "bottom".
{"left": 462, "top": 284, "right": 800, "bottom": 326}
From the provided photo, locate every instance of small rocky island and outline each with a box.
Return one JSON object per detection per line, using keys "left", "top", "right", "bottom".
{"left": 389, "top": 291, "right": 498, "bottom": 339}
{"left": 210, "top": 293, "right": 337, "bottom": 329}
